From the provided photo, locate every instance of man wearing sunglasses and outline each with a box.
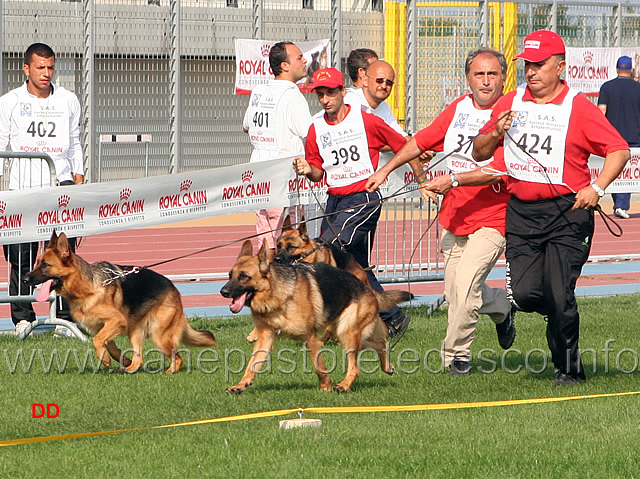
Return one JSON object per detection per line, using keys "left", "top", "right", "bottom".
{"left": 345, "top": 60, "right": 406, "bottom": 137}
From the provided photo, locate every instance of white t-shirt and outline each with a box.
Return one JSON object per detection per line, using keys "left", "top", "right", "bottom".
{"left": 344, "top": 87, "right": 406, "bottom": 137}
{"left": 0, "top": 81, "right": 83, "bottom": 189}
{"left": 242, "top": 79, "right": 312, "bottom": 163}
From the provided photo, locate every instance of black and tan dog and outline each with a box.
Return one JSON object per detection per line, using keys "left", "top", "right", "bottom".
{"left": 274, "top": 218, "right": 369, "bottom": 283}
{"left": 24, "top": 231, "right": 216, "bottom": 373}
{"left": 221, "top": 240, "right": 410, "bottom": 394}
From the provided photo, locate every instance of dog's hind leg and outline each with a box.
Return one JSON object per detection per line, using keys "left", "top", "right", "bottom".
{"left": 361, "top": 317, "right": 394, "bottom": 375}
{"left": 306, "top": 334, "right": 332, "bottom": 391}
{"left": 334, "top": 306, "right": 363, "bottom": 393}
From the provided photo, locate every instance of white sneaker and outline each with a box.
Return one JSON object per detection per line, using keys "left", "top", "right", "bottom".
{"left": 15, "top": 320, "right": 32, "bottom": 337}
{"left": 614, "top": 208, "right": 630, "bottom": 219}
{"left": 53, "top": 325, "right": 75, "bottom": 338}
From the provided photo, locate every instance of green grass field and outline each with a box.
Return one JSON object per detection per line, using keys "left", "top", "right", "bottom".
{"left": 1, "top": 295, "right": 640, "bottom": 477}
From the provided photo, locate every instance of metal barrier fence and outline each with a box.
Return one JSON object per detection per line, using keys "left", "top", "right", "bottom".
{"left": 0, "top": 152, "right": 88, "bottom": 339}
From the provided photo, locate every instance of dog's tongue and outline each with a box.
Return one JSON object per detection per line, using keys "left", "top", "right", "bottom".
{"left": 229, "top": 292, "right": 249, "bottom": 314}
{"left": 35, "top": 280, "right": 54, "bottom": 303}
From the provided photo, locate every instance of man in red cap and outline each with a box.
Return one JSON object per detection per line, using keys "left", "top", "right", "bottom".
{"left": 418, "top": 30, "right": 630, "bottom": 386}
{"left": 293, "top": 67, "right": 420, "bottom": 337}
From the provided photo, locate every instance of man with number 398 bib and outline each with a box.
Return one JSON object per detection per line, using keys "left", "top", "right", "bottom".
{"left": 294, "top": 67, "right": 415, "bottom": 337}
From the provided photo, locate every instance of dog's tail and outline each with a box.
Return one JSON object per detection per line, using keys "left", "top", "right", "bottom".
{"left": 374, "top": 290, "right": 414, "bottom": 310}
{"left": 182, "top": 323, "right": 217, "bottom": 347}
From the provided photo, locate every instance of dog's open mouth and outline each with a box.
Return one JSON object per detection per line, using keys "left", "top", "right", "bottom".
{"left": 229, "top": 291, "right": 253, "bottom": 314}
{"left": 35, "top": 279, "right": 59, "bottom": 303}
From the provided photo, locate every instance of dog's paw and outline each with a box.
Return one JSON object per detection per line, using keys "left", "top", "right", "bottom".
{"left": 117, "top": 366, "right": 139, "bottom": 374}
{"left": 319, "top": 382, "right": 332, "bottom": 391}
{"left": 246, "top": 330, "right": 258, "bottom": 344}
{"left": 333, "top": 382, "right": 351, "bottom": 393}
{"left": 226, "top": 385, "right": 246, "bottom": 395}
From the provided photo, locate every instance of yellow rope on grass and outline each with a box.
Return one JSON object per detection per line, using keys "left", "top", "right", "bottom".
{"left": 2, "top": 390, "right": 639, "bottom": 447}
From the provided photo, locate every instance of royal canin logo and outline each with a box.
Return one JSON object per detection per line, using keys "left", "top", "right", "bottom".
{"left": 98, "top": 187, "right": 145, "bottom": 220}
{"left": 221, "top": 170, "right": 271, "bottom": 202}
{"left": 583, "top": 51, "right": 594, "bottom": 64}
{"left": 158, "top": 180, "right": 207, "bottom": 210}
{"left": 261, "top": 44, "right": 271, "bottom": 57}
{"left": 37, "top": 196, "right": 84, "bottom": 226}
{"left": 630, "top": 155, "right": 640, "bottom": 167}
{"left": 0, "top": 199, "right": 22, "bottom": 230}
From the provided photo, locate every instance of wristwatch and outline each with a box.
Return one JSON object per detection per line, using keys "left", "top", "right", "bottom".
{"left": 450, "top": 173, "right": 459, "bottom": 188}
{"left": 590, "top": 183, "right": 605, "bottom": 198}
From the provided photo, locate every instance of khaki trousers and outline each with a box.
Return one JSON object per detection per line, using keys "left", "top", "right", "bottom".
{"left": 440, "top": 227, "right": 511, "bottom": 366}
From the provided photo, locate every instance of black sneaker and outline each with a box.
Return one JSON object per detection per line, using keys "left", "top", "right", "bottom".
{"left": 449, "top": 359, "right": 471, "bottom": 376}
{"left": 496, "top": 306, "right": 516, "bottom": 349}
{"left": 553, "top": 372, "right": 583, "bottom": 387}
{"left": 385, "top": 311, "right": 410, "bottom": 338}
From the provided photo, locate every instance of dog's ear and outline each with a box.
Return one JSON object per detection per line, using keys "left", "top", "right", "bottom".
{"left": 48, "top": 230, "right": 59, "bottom": 249}
{"left": 282, "top": 214, "right": 293, "bottom": 231}
{"left": 257, "top": 242, "right": 271, "bottom": 275}
{"left": 239, "top": 240, "right": 253, "bottom": 259}
{"left": 298, "top": 221, "right": 309, "bottom": 241}
{"left": 56, "top": 233, "right": 72, "bottom": 262}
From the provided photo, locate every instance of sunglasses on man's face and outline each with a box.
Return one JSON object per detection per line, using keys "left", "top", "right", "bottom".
{"left": 370, "top": 77, "right": 394, "bottom": 87}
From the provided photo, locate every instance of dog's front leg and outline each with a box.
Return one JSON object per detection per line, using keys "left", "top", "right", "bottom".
{"left": 93, "top": 320, "right": 127, "bottom": 370}
{"left": 106, "top": 340, "right": 132, "bottom": 368}
{"left": 306, "top": 335, "right": 332, "bottom": 391}
{"left": 226, "top": 327, "right": 275, "bottom": 394}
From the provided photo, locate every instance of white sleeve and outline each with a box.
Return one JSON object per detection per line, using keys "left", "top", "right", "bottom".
{"left": 288, "top": 93, "right": 312, "bottom": 141}
{"left": 379, "top": 102, "right": 407, "bottom": 136}
{"left": 68, "top": 94, "right": 84, "bottom": 175}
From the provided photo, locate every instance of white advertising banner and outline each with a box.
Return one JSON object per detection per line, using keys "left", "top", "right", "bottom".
{"left": 566, "top": 47, "right": 640, "bottom": 95}
{"left": 0, "top": 149, "right": 636, "bottom": 245}
{"left": 234, "top": 39, "right": 331, "bottom": 94}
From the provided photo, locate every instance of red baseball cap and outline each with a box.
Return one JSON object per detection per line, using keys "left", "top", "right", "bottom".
{"left": 514, "top": 30, "right": 565, "bottom": 62}
{"left": 312, "top": 67, "right": 344, "bottom": 90}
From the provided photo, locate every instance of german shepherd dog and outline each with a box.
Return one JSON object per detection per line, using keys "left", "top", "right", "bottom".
{"left": 272, "top": 218, "right": 412, "bottom": 343}
{"left": 24, "top": 231, "right": 217, "bottom": 373}
{"left": 221, "top": 240, "right": 409, "bottom": 394}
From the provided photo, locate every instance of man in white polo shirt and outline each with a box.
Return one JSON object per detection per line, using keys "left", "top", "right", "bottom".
{"left": 0, "top": 42, "right": 84, "bottom": 337}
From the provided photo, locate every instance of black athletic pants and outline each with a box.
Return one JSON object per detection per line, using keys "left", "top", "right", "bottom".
{"left": 3, "top": 180, "right": 77, "bottom": 325}
{"left": 505, "top": 194, "right": 593, "bottom": 379}
{"left": 320, "top": 190, "right": 402, "bottom": 322}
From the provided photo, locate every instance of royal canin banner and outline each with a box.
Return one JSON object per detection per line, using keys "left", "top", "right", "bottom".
{"left": 234, "top": 39, "right": 331, "bottom": 94}
{"left": 0, "top": 150, "right": 636, "bottom": 245}
{"left": 0, "top": 153, "right": 418, "bottom": 244}
{"left": 566, "top": 47, "right": 640, "bottom": 95}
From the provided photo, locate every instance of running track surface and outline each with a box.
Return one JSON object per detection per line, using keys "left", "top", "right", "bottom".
{"left": 1, "top": 200, "right": 640, "bottom": 324}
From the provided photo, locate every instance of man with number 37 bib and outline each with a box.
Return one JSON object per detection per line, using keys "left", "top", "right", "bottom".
{"left": 294, "top": 67, "right": 420, "bottom": 337}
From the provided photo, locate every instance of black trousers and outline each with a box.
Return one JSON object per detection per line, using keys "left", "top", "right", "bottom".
{"left": 320, "top": 190, "right": 401, "bottom": 322}
{"left": 3, "top": 180, "right": 78, "bottom": 325}
{"left": 3, "top": 238, "right": 77, "bottom": 325}
{"left": 505, "top": 194, "right": 593, "bottom": 379}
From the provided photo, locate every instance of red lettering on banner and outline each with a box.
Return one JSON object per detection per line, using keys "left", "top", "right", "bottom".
{"left": 0, "top": 214, "right": 22, "bottom": 229}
